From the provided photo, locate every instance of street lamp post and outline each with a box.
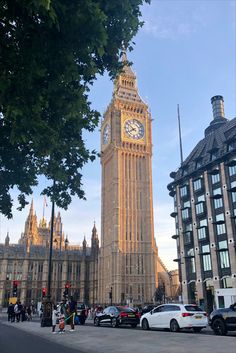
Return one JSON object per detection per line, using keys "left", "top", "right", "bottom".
{"left": 109, "top": 287, "right": 113, "bottom": 306}
{"left": 41, "top": 194, "right": 55, "bottom": 327}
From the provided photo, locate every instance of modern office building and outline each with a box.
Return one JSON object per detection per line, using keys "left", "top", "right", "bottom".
{"left": 168, "top": 96, "right": 236, "bottom": 311}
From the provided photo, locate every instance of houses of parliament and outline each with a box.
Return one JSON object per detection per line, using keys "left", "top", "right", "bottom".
{"left": 0, "top": 58, "right": 179, "bottom": 308}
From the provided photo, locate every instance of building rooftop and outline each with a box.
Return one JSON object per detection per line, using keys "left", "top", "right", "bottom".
{"left": 168, "top": 116, "right": 236, "bottom": 186}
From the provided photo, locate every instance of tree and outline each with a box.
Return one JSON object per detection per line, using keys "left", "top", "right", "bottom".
{"left": 0, "top": 0, "right": 149, "bottom": 217}
{"left": 154, "top": 285, "right": 165, "bottom": 304}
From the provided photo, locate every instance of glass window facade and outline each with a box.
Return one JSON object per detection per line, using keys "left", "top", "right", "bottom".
{"left": 196, "top": 202, "right": 204, "bottom": 215}
{"left": 216, "top": 213, "right": 224, "bottom": 222}
{"left": 230, "top": 181, "right": 236, "bottom": 203}
{"left": 198, "top": 219, "right": 208, "bottom": 240}
{"left": 229, "top": 165, "right": 236, "bottom": 176}
{"left": 197, "top": 194, "right": 205, "bottom": 202}
{"left": 187, "top": 248, "right": 196, "bottom": 274}
{"left": 180, "top": 185, "right": 188, "bottom": 197}
{"left": 200, "top": 219, "right": 207, "bottom": 227}
{"left": 202, "top": 244, "right": 212, "bottom": 271}
{"left": 218, "top": 240, "right": 230, "bottom": 269}
{"left": 217, "top": 224, "right": 226, "bottom": 235}
{"left": 213, "top": 187, "right": 222, "bottom": 196}
{"left": 184, "top": 223, "right": 192, "bottom": 244}
{"left": 183, "top": 200, "right": 191, "bottom": 208}
{"left": 184, "top": 231, "right": 192, "bottom": 244}
{"left": 198, "top": 227, "right": 207, "bottom": 240}
{"left": 182, "top": 208, "right": 190, "bottom": 220}
{"left": 214, "top": 197, "right": 223, "bottom": 209}
{"left": 216, "top": 213, "right": 226, "bottom": 235}
{"left": 211, "top": 173, "right": 220, "bottom": 184}
{"left": 193, "top": 178, "right": 202, "bottom": 191}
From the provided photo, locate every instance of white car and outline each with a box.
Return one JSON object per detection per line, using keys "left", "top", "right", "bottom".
{"left": 140, "top": 303, "right": 208, "bottom": 333}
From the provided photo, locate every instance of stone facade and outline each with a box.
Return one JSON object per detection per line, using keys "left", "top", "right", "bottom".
{"left": 99, "top": 55, "right": 161, "bottom": 305}
{"left": 0, "top": 204, "right": 177, "bottom": 308}
{"left": 0, "top": 206, "right": 99, "bottom": 308}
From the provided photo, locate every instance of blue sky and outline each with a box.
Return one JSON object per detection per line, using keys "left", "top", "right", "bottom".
{"left": 1, "top": 0, "right": 235, "bottom": 270}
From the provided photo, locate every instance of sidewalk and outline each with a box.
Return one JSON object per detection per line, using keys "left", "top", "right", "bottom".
{"left": 1, "top": 316, "right": 236, "bottom": 353}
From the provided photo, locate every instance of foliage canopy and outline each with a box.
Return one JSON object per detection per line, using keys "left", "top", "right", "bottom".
{"left": 0, "top": 0, "right": 149, "bottom": 217}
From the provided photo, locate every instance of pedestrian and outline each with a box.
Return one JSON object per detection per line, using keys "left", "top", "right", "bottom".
{"left": 87, "top": 308, "right": 91, "bottom": 320}
{"left": 14, "top": 302, "right": 19, "bottom": 322}
{"left": 7, "top": 303, "right": 14, "bottom": 322}
{"left": 17, "top": 301, "right": 22, "bottom": 322}
{"left": 58, "top": 314, "right": 65, "bottom": 334}
{"left": 26, "top": 306, "right": 32, "bottom": 321}
{"left": 68, "top": 296, "right": 77, "bottom": 331}
{"left": 52, "top": 305, "right": 58, "bottom": 333}
{"left": 21, "top": 305, "right": 26, "bottom": 321}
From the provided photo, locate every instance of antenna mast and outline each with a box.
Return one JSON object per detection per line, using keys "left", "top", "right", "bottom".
{"left": 177, "top": 104, "right": 184, "bottom": 165}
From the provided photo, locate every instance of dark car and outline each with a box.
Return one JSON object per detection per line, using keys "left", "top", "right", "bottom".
{"left": 141, "top": 305, "right": 155, "bottom": 315}
{"left": 76, "top": 302, "right": 87, "bottom": 325}
{"left": 209, "top": 302, "right": 236, "bottom": 335}
{"left": 94, "top": 306, "right": 139, "bottom": 328}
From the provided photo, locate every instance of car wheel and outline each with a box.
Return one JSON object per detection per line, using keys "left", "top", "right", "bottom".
{"left": 94, "top": 317, "right": 100, "bottom": 327}
{"left": 131, "top": 324, "right": 137, "bottom": 328}
{"left": 193, "top": 327, "right": 202, "bottom": 333}
{"left": 141, "top": 318, "right": 150, "bottom": 330}
{"left": 212, "top": 318, "right": 227, "bottom": 336}
{"left": 170, "top": 319, "right": 180, "bottom": 332}
{"left": 111, "top": 317, "right": 117, "bottom": 328}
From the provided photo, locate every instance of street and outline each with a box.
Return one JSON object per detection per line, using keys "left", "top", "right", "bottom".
{"left": 0, "top": 322, "right": 83, "bottom": 353}
{"left": 0, "top": 316, "right": 236, "bottom": 353}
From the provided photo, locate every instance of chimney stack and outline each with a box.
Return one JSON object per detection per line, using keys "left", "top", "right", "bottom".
{"left": 211, "top": 95, "right": 225, "bottom": 120}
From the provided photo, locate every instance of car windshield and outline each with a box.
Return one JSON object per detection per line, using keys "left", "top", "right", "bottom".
{"left": 116, "top": 307, "right": 134, "bottom": 313}
{"left": 184, "top": 305, "right": 203, "bottom": 312}
{"left": 77, "top": 303, "right": 85, "bottom": 310}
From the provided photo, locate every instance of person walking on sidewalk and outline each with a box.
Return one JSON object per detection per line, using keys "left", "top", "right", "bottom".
{"left": 68, "top": 296, "right": 77, "bottom": 331}
{"left": 14, "top": 302, "right": 20, "bottom": 322}
{"left": 7, "top": 303, "right": 14, "bottom": 322}
{"left": 52, "top": 305, "right": 58, "bottom": 333}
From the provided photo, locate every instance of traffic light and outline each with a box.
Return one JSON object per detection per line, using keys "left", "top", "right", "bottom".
{"left": 63, "top": 283, "right": 70, "bottom": 297}
{"left": 13, "top": 281, "right": 18, "bottom": 297}
{"left": 42, "top": 287, "right": 46, "bottom": 298}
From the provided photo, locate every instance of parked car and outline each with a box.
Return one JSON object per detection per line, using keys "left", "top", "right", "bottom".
{"left": 140, "top": 303, "right": 208, "bottom": 332}
{"left": 209, "top": 302, "right": 236, "bottom": 335}
{"left": 76, "top": 302, "right": 87, "bottom": 325}
{"left": 94, "top": 306, "right": 140, "bottom": 328}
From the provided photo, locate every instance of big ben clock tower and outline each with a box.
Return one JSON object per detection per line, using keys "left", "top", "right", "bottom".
{"left": 99, "top": 55, "right": 158, "bottom": 305}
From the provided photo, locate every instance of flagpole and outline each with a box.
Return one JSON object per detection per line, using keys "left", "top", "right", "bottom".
{"left": 42, "top": 197, "right": 45, "bottom": 220}
{"left": 41, "top": 182, "right": 55, "bottom": 327}
{"left": 177, "top": 104, "right": 184, "bottom": 165}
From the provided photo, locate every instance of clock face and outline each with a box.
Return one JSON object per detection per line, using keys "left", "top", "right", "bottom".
{"left": 103, "top": 123, "right": 110, "bottom": 144}
{"left": 124, "top": 119, "right": 144, "bottom": 140}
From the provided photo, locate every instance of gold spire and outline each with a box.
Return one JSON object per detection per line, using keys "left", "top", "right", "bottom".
{"left": 112, "top": 54, "right": 145, "bottom": 107}
{"left": 29, "top": 199, "right": 34, "bottom": 215}
{"left": 120, "top": 52, "right": 136, "bottom": 78}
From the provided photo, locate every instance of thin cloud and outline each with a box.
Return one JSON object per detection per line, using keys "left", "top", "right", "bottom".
{"left": 141, "top": 3, "right": 208, "bottom": 40}
{"left": 143, "top": 18, "right": 196, "bottom": 39}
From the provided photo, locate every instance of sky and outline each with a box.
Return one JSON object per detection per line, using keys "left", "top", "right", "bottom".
{"left": 0, "top": 0, "right": 235, "bottom": 270}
